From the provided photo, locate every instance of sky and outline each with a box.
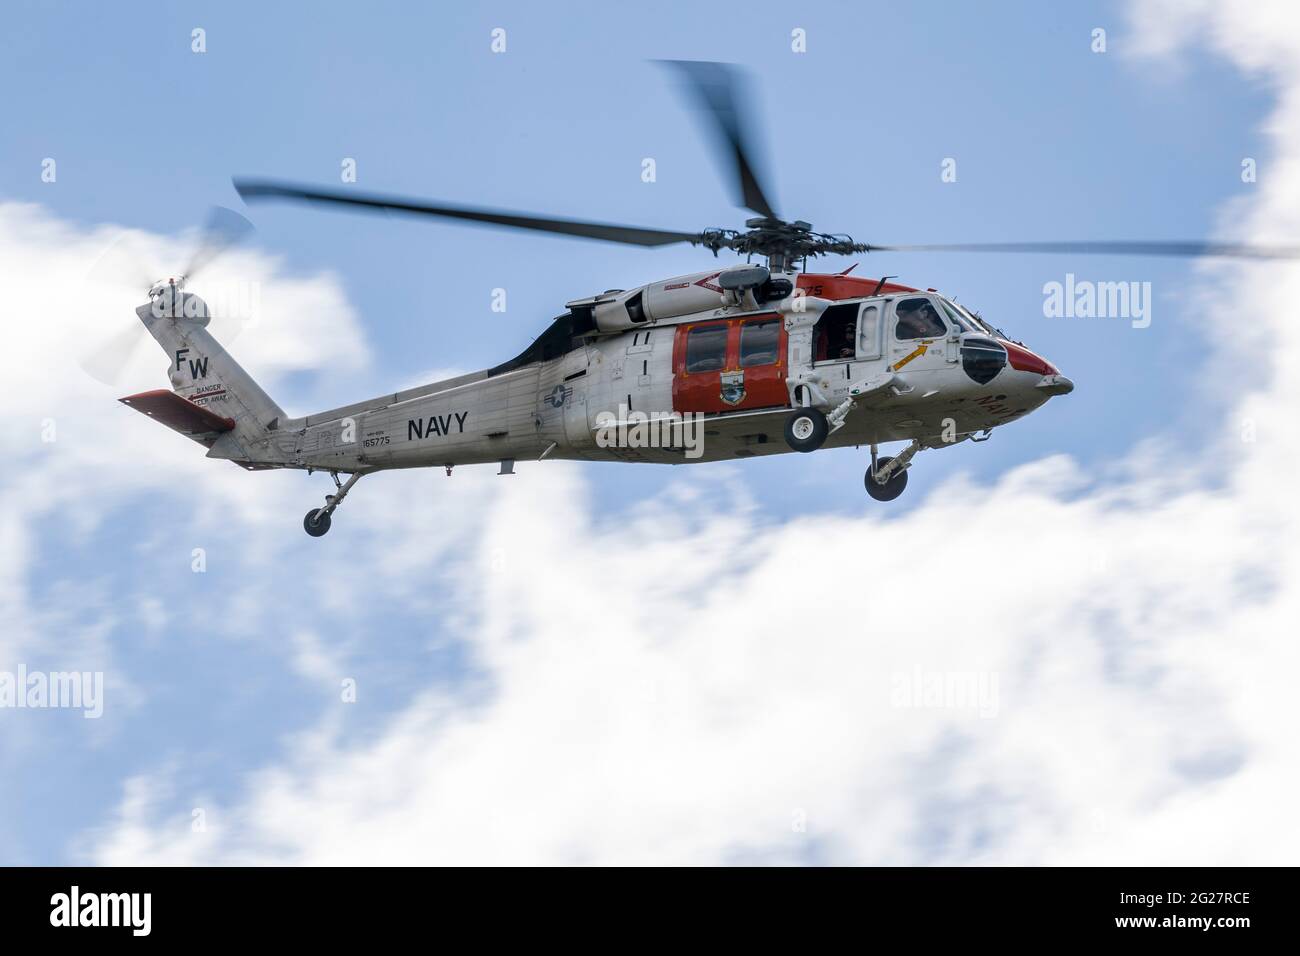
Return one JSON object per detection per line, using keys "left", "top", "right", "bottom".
{"left": 1, "top": 0, "right": 1298, "bottom": 865}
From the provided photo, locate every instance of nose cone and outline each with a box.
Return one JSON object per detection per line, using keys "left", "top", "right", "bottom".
{"left": 999, "top": 339, "right": 1073, "bottom": 396}
{"left": 1037, "top": 373, "right": 1074, "bottom": 396}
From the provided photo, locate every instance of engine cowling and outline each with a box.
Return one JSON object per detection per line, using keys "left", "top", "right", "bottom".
{"left": 569, "top": 266, "right": 773, "bottom": 333}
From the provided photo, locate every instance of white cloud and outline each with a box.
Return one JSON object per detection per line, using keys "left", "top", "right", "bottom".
{"left": 0, "top": 200, "right": 373, "bottom": 739}
{"left": 13, "top": 0, "right": 1300, "bottom": 865}
{"left": 84, "top": 441, "right": 1300, "bottom": 864}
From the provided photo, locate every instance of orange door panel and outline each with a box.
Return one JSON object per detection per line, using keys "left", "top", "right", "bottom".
{"left": 672, "top": 313, "right": 788, "bottom": 414}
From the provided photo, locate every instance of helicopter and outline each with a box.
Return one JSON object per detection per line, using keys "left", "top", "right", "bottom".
{"left": 109, "top": 61, "right": 1300, "bottom": 536}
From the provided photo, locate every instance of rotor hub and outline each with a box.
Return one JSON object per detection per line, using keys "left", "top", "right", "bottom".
{"left": 695, "top": 219, "right": 869, "bottom": 272}
{"left": 148, "top": 276, "right": 186, "bottom": 298}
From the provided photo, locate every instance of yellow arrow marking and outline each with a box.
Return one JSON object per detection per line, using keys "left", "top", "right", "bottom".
{"left": 889, "top": 342, "right": 929, "bottom": 372}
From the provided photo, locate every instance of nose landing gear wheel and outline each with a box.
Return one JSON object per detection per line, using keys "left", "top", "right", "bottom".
{"left": 784, "top": 408, "right": 829, "bottom": 453}
{"left": 303, "top": 508, "right": 332, "bottom": 537}
{"left": 865, "top": 456, "right": 908, "bottom": 501}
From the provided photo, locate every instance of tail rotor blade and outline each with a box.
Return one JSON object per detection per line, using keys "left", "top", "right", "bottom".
{"left": 74, "top": 233, "right": 161, "bottom": 387}
{"left": 183, "top": 205, "right": 254, "bottom": 281}
{"left": 80, "top": 321, "right": 152, "bottom": 387}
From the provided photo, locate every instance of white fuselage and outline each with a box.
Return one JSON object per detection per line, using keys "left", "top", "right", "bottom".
{"left": 224, "top": 272, "right": 1068, "bottom": 474}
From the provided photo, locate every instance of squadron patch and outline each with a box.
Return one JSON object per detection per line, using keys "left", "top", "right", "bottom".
{"left": 719, "top": 370, "right": 746, "bottom": 406}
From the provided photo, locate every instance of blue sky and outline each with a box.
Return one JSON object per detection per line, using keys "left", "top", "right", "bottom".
{"left": 1, "top": 1, "right": 1292, "bottom": 865}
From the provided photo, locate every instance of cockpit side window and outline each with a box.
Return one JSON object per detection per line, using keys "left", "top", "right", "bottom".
{"left": 894, "top": 297, "right": 947, "bottom": 340}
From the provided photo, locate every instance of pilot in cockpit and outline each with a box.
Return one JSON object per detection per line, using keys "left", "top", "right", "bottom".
{"left": 897, "top": 300, "right": 944, "bottom": 339}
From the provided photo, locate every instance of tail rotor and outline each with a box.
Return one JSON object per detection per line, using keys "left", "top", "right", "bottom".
{"left": 77, "top": 206, "right": 255, "bottom": 387}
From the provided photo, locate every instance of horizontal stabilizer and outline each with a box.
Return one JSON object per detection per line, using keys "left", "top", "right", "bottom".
{"left": 118, "top": 389, "right": 236, "bottom": 446}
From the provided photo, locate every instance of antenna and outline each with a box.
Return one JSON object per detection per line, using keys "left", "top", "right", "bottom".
{"left": 871, "top": 275, "right": 898, "bottom": 296}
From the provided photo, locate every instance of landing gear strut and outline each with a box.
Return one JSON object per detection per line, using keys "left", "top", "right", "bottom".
{"left": 865, "top": 441, "right": 921, "bottom": 502}
{"left": 303, "top": 471, "right": 362, "bottom": 537}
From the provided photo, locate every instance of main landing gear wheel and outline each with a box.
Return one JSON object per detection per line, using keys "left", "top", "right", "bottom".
{"left": 865, "top": 456, "right": 908, "bottom": 501}
{"left": 303, "top": 508, "right": 332, "bottom": 537}
{"left": 784, "top": 408, "right": 828, "bottom": 453}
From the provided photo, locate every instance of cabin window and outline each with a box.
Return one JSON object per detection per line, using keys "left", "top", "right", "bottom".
{"left": 894, "top": 297, "right": 948, "bottom": 340}
{"left": 684, "top": 324, "right": 728, "bottom": 373}
{"left": 739, "top": 318, "right": 780, "bottom": 368}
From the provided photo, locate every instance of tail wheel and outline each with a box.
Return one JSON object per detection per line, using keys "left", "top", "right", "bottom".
{"left": 303, "top": 509, "right": 332, "bottom": 537}
{"left": 784, "top": 408, "right": 829, "bottom": 453}
{"left": 865, "top": 456, "right": 908, "bottom": 501}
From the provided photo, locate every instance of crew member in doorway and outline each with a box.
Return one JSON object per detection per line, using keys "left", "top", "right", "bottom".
{"left": 837, "top": 323, "right": 856, "bottom": 358}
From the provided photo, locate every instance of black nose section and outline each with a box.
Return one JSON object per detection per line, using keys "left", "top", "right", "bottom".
{"left": 960, "top": 336, "right": 1007, "bottom": 385}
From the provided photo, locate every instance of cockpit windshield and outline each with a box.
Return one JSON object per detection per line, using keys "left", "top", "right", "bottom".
{"left": 937, "top": 296, "right": 999, "bottom": 337}
{"left": 936, "top": 298, "right": 977, "bottom": 333}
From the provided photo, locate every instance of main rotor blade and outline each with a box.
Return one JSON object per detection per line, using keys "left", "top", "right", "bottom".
{"left": 658, "top": 60, "right": 779, "bottom": 221}
{"left": 868, "top": 240, "right": 1300, "bottom": 260}
{"left": 233, "top": 179, "right": 703, "bottom": 248}
{"left": 184, "top": 206, "right": 255, "bottom": 280}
